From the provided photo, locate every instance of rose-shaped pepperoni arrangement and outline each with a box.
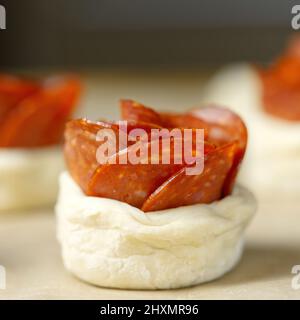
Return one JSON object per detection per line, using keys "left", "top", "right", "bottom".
{"left": 0, "top": 74, "right": 81, "bottom": 147}
{"left": 259, "top": 36, "right": 300, "bottom": 121}
{"left": 64, "top": 100, "right": 247, "bottom": 212}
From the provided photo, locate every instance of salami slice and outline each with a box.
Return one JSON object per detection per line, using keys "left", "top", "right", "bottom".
{"left": 120, "top": 99, "right": 163, "bottom": 125}
{"left": 41, "top": 76, "right": 81, "bottom": 145}
{"left": 87, "top": 163, "right": 184, "bottom": 208}
{"left": 0, "top": 76, "right": 81, "bottom": 147}
{"left": 87, "top": 137, "right": 214, "bottom": 208}
{"left": 0, "top": 74, "right": 39, "bottom": 120}
{"left": 259, "top": 36, "right": 300, "bottom": 121}
{"left": 66, "top": 100, "right": 247, "bottom": 211}
{"left": 121, "top": 99, "right": 209, "bottom": 131}
{"left": 120, "top": 100, "right": 246, "bottom": 149}
{"left": 188, "top": 106, "right": 247, "bottom": 149}
{"left": 160, "top": 112, "right": 208, "bottom": 129}
{"left": 142, "top": 143, "right": 235, "bottom": 212}
{"left": 188, "top": 106, "right": 247, "bottom": 195}
{"left": 65, "top": 119, "right": 168, "bottom": 194}
{"left": 64, "top": 119, "right": 119, "bottom": 193}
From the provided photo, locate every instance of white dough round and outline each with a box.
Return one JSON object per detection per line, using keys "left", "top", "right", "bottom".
{"left": 0, "top": 146, "right": 64, "bottom": 211}
{"left": 201, "top": 63, "right": 300, "bottom": 199}
{"left": 56, "top": 172, "right": 256, "bottom": 290}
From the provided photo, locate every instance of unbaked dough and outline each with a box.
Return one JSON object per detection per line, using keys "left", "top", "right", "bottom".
{"left": 0, "top": 146, "right": 64, "bottom": 211}
{"left": 56, "top": 172, "right": 256, "bottom": 290}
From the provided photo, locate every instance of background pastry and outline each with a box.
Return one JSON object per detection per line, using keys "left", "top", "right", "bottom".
{"left": 200, "top": 37, "right": 300, "bottom": 199}
{"left": 0, "top": 74, "right": 81, "bottom": 210}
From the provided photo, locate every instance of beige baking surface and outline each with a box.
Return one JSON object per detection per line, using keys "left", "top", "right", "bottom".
{"left": 0, "top": 201, "right": 299, "bottom": 300}
{"left": 0, "top": 69, "right": 299, "bottom": 300}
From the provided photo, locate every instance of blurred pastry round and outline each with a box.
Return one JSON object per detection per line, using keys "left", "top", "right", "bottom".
{"left": 0, "top": 74, "right": 81, "bottom": 210}
{"left": 201, "top": 38, "right": 300, "bottom": 199}
{"left": 0, "top": 147, "right": 64, "bottom": 210}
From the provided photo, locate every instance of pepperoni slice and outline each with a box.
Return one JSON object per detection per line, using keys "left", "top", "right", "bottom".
{"left": 41, "top": 76, "right": 81, "bottom": 145}
{"left": 120, "top": 99, "right": 163, "bottom": 125}
{"left": 188, "top": 106, "right": 247, "bottom": 149}
{"left": 0, "top": 76, "right": 81, "bottom": 147}
{"left": 66, "top": 100, "right": 247, "bottom": 211}
{"left": 188, "top": 106, "right": 247, "bottom": 195}
{"left": 87, "top": 163, "right": 184, "bottom": 208}
{"left": 64, "top": 119, "right": 119, "bottom": 193}
{"left": 87, "top": 137, "right": 214, "bottom": 208}
{"left": 259, "top": 36, "right": 300, "bottom": 121}
{"left": 65, "top": 119, "right": 168, "bottom": 194}
{"left": 260, "top": 67, "right": 300, "bottom": 121}
{"left": 0, "top": 74, "right": 39, "bottom": 120}
{"left": 120, "top": 100, "right": 246, "bottom": 147}
{"left": 142, "top": 143, "right": 235, "bottom": 212}
{"left": 160, "top": 112, "right": 207, "bottom": 129}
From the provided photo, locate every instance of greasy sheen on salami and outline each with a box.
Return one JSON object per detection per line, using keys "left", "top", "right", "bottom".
{"left": 64, "top": 100, "right": 247, "bottom": 212}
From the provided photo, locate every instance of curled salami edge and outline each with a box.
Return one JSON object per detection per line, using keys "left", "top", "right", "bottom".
{"left": 142, "top": 143, "right": 235, "bottom": 212}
